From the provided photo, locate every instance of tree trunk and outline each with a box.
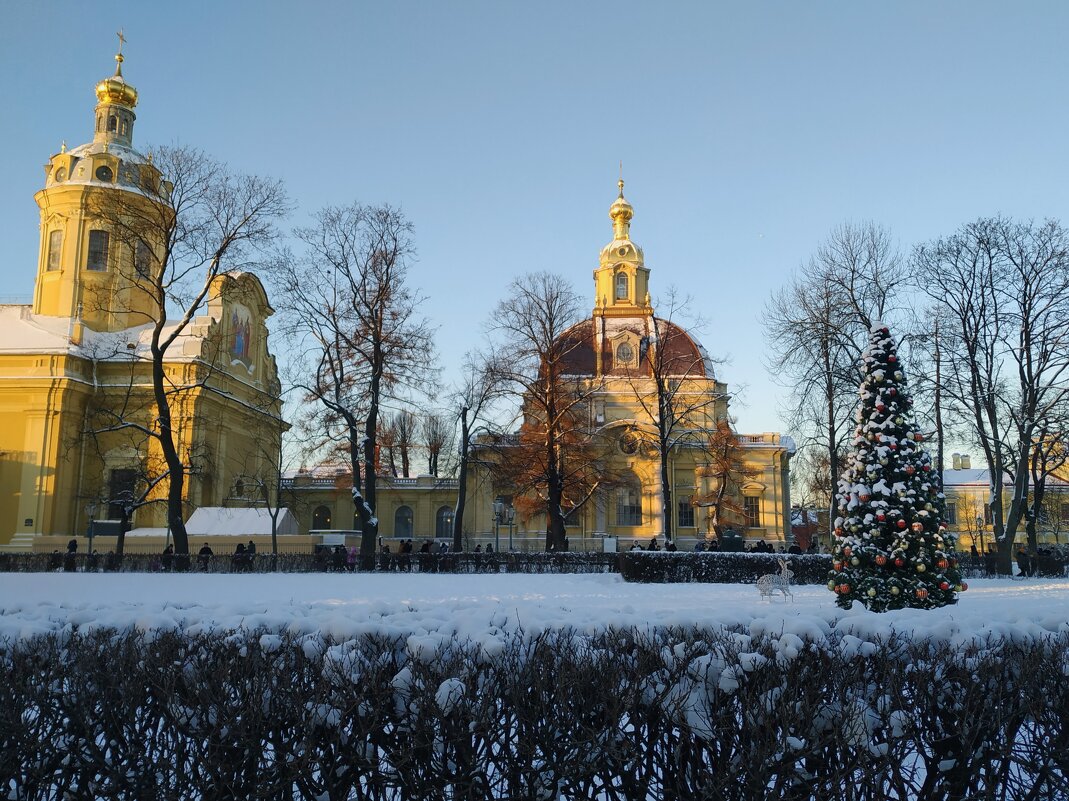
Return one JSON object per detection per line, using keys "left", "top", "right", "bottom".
{"left": 453, "top": 408, "right": 470, "bottom": 552}
{"left": 360, "top": 363, "right": 382, "bottom": 567}
{"left": 660, "top": 443, "right": 673, "bottom": 543}
{"left": 823, "top": 336, "right": 839, "bottom": 537}
{"left": 152, "top": 354, "right": 189, "bottom": 558}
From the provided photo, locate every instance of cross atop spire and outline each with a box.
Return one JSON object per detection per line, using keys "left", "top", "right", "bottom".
{"left": 114, "top": 29, "right": 126, "bottom": 74}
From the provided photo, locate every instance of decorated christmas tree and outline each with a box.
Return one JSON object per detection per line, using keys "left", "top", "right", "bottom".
{"left": 828, "top": 323, "right": 967, "bottom": 611}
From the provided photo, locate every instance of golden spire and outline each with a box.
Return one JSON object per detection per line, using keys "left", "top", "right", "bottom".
{"left": 609, "top": 169, "right": 634, "bottom": 241}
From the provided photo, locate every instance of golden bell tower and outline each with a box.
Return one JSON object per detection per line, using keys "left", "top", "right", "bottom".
{"left": 31, "top": 35, "right": 162, "bottom": 333}
{"left": 592, "top": 178, "right": 652, "bottom": 318}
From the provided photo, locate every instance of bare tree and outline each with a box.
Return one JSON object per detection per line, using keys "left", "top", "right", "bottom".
{"left": 692, "top": 419, "right": 760, "bottom": 536}
{"left": 392, "top": 410, "right": 418, "bottom": 478}
{"left": 1027, "top": 413, "right": 1069, "bottom": 553}
{"left": 450, "top": 351, "right": 503, "bottom": 551}
{"left": 86, "top": 145, "right": 288, "bottom": 557}
{"left": 272, "top": 204, "right": 436, "bottom": 564}
{"left": 487, "top": 272, "right": 608, "bottom": 551}
{"left": 911, "top": 217, "right": 1069, "bottom": 573}
{"left": 765, "top": 222, "right": 902, "bottom": 536}
{"left": 618, "top": 289, "right": 723, "bottom": 542}
{"left": 422, "top": 413, "right": 452, "bottom": 477}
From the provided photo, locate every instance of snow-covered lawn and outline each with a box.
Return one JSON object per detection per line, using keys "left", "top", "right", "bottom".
{"left": 2, "top": 573, "right": 1067, "bottom": 647}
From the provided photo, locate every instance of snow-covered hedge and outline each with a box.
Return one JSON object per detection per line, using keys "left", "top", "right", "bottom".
{"left": 3, "top": 624, "right": 1066, "bottom": 800}
{"left": 620, "top": 551, "right": 833, "bottom": 584}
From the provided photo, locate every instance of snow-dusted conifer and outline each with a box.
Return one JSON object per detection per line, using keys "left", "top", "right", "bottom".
{"left": 828, "top": 323, "right": 966, "bottom": 611}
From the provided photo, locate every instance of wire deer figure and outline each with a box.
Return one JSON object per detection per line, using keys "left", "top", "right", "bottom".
{"left": 756, "top": 557, "right": 794, "bottom": 602}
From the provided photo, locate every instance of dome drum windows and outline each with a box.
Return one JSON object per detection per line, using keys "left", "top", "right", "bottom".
{"left": 615, "top": 272, "right": 629, "bottom": 301}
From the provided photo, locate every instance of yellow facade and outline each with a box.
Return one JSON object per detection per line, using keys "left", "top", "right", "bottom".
{"left": 0, "top": 52, "right": 282, "bottom": 549}
{"left": 279, "top": 185, "right": 794, "bottom": 551}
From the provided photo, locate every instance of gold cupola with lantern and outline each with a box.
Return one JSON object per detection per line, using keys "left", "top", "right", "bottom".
{"left": 593, "top": 177, "right": 652, "bottom": 318}
{"left": 32, "top": 35, "right": 163, "bottom": 333}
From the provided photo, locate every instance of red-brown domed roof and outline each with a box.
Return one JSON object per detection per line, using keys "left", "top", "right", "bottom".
{"left": 558, "top": 316, "right": 713, "bottom": 378}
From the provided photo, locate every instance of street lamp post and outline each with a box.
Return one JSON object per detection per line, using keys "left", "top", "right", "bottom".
{"left": 506, "top": 504, "right": 515, "bottom": 551}
{"left": 493, "top": 497, "right": 504, "bottom": 552}
{"left": 85, "top": 501, "right": 97, "bottom": 557}
{"left": 976, "top": 515, "right": 985, "bottom": 555}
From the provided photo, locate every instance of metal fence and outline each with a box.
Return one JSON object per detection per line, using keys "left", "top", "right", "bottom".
{"left": 0, "top": 551, "right": 622, "bottom": 575}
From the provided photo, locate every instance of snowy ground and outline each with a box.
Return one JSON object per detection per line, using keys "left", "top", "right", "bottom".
{"left": 2, "top": 573, "right": 1068, "bottom": 647}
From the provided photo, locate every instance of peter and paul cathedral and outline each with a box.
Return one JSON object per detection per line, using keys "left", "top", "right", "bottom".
{"left": 0, "top": 44, "right": 284, "bottom": 550}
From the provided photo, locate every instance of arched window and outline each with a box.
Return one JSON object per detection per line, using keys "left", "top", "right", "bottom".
{"left": 435, "top": 506, "right": 453, "bottom": 539}
{"left": 312, "top": 506, "right": 332, "bottom": 530}
{"left": 96, "top": 115, "right": 103, "bottom": 132}
{"left": 108, "top": 115, "right": 117, "bottom": 133}
{"left": 616, "top": 479, "right": 642, "bottom": 526}
{"left": 120, "top": 118, "right": 128, "bottom": 136}
{"left": 394, "top": 505, "right": 414, "bottom": 538}
{"left": 615, "top": 273, "right": 628, "bottom": 301}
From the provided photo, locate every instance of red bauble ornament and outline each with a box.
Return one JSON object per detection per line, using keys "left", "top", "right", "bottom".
{"left": 961, "top": 582, "right": 968, "bottom": 591}
{"left": 894, "top": 557, "right": 905, "bottom": 567}
{"left": 888, "top": 355, "right": 897, "bottom": 363}
{"left": 897, "top": 520, "right": 907, "bottom": 530}
{"left": 843, "top": 546, "right": 852, "bottom": 557}
{"left": 915, "top": 433, "right": 924, "bottom": 442}
{"left": 875, "top": 554, "right": 887, "bottom": 566}
{"left": 936, "top": 558, "right": 948, "bottom": 569}
{"left": 841, "top": 584, "right": 851, "bottom": 594}
{"left": 876, "top": 403, "right": 886, "bottom": 412}
{"left": 888, "top": 388, "right": 897, "bottom": 396}
{"left": 911, "top": 522, "right": 924, "bottom": 532}
{"left": 833, "top": 561, "right": 842, "bottom": 571}
{"left": 939, "top": 581, "right": 950, "bottom": 590}
{"left": 922, "top": 464, "right": 931, "bottom": 471}
{"left": 834, "top": 527, "right": 843, "bottom": 536}
{"left": 916, "top": 588, "right": 928, "bottom": 600}
{"left": 876, "top": 513, "right": 886, "bottom": 522}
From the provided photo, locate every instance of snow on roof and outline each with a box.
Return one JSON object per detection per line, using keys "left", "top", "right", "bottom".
{"left": 941, "top": 468, "right": 1069, "bottom": 488}
{"left": 0, "top": 306, "right": 210, "bottom": 360}
{"left": 185, "top": 507, "right": 299, "bottom": 537}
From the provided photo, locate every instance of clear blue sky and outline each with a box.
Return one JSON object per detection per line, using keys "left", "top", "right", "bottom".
{"left": 3, "top": 1, "right": 1068, "bottom": 435}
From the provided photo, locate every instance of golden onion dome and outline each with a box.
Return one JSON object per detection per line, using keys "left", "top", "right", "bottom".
{"left": 609, "top": 178, "right": 633, "bottom": 224}
{"left": 95, "top": 53, "right": 138, "bottom": 108}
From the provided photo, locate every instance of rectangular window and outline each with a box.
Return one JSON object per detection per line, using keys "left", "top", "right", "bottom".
{"left": 984, "top": 504, "right": 993, "bottom": 525}
{"left": 1061, "top": 503, "right": 1069, "bottom": 523}
{"left": 87, "top": 230, "right": 110, "bottom": 271}
{"left": 744, "top": 496, "right": 760, "bottom": 528}
{"left": 677, "top": 500, "right": 695, "bottom": 528}
{"left": 616, "top": 486, "right": 641, "bottom": 526}
{"left": 945, "top": 501, "right": 957, "bottom": 525}
{"left": 107, "top": 468, "right": 137, "bottom": 520}
{"left": 133, "top": 241, "right": 153, "bottom": 278}
{"left": 47, "top": 231, "right": 63, "bottom": 271}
